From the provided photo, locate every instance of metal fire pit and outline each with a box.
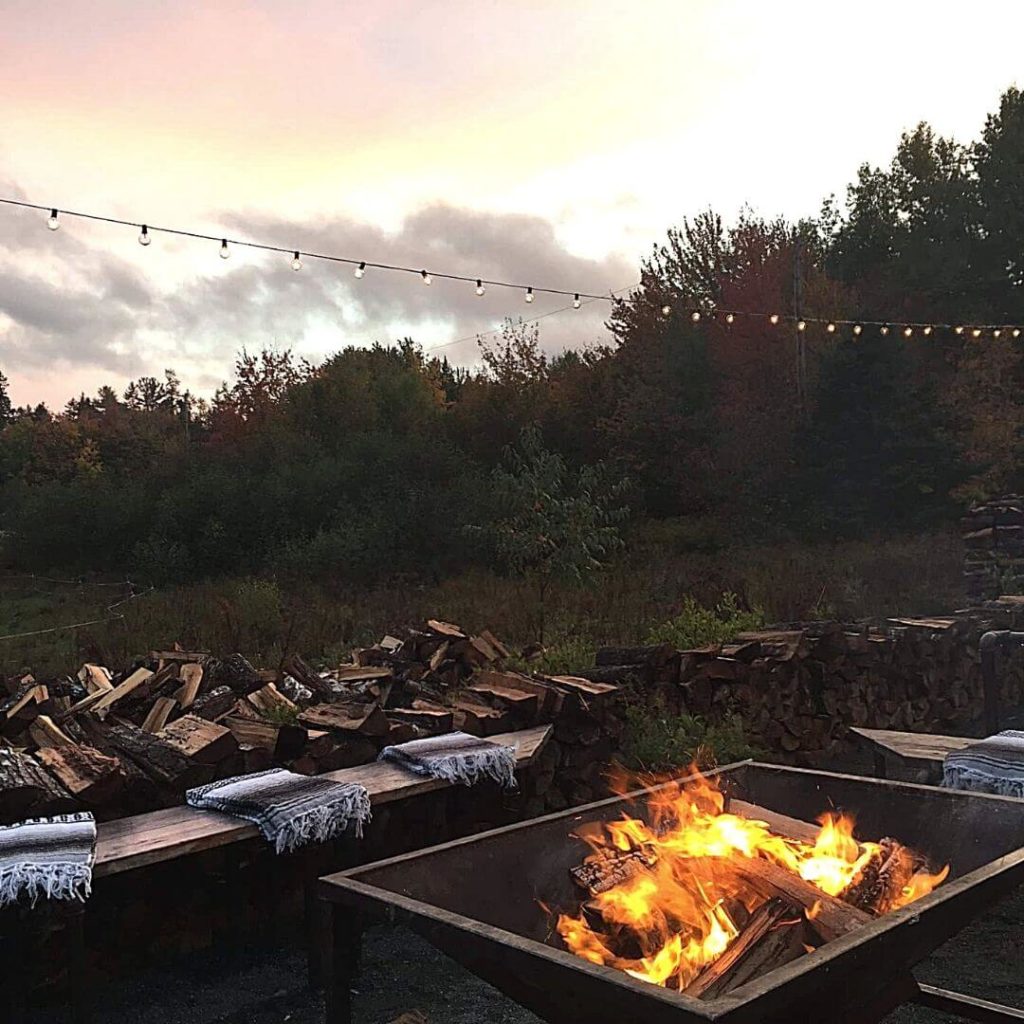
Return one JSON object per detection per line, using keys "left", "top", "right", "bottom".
{"left": 318, "top": 762, "right": 1024, "bottom": 1024}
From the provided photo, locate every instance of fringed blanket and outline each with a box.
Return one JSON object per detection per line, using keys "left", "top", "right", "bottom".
{"left": 0, "top": 812, "right": 96, "bottom": 908}
{"left": 186, "top": 769, "right": 371, "bottom": 853}
{"left": 943, "top": 730, "right": 1024, "bottom": 798}
{"left": 379, "top": 731, "right": 517, "bottom": 789}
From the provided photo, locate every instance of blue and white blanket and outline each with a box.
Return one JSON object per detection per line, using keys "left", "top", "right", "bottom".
{"left": 943, "top": 729, "right": 1024, "bottom": 798}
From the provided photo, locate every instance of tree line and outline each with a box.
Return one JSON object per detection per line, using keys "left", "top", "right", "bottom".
{"left": 2, "top": 87, "right": 1024, "bottom": 589}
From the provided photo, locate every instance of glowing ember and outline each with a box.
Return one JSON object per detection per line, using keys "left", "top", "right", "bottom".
{"left": 554, "top": 769, "right": 948, "bottom": 993}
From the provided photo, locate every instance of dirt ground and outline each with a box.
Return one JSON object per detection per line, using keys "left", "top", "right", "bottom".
{"left": 24, "top": 880, "right": 1024, "bottom": 1024}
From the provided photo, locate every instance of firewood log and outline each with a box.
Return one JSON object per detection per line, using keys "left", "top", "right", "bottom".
{"left": 98, "top": 719, "right": 211, "bottom": 791}
{"left": 36, "top": 744, "right": 125, "bottom": 805}
{"left": 141, "top": 697, "right": 178, "bottom": 734}
{"left": 158, "top": 715, "right": 238, "bottom": 765}
{"left": 298, "top": 701, "right": 388, "bottom": 737}
{"left": 223, "top": 716, "right": 307, "bottom": 760}
{"left": 280, "top": 654, "right": 335, "bottom": 699}
{"left": 0, "top": 748, "right": 74, "bottom": 822}
{"left": 189, "top": 686, "right": 236, "bottom": 721}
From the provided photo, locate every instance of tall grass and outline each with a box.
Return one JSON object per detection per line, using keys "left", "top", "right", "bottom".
{"left": 0, "top": 529, "right": 964, "bottom": 676}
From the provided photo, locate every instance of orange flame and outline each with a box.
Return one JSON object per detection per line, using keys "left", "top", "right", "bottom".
{"left": 555, "top": 768, "right": 947, "bottom": 990}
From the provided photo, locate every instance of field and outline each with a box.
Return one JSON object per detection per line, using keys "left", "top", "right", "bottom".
{"left": 0, "top": 529, "right": 965, "bottom": 677}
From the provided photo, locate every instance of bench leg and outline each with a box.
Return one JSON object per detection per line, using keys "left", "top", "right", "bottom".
{"left": 67, "top": 902, "right": 89, "bottom": 1024}
{"left": 325, "top": 902, "right": 363, "bottom": 1024}
{"left": 1, "top": 906, "right": 28, "bottom": 1024}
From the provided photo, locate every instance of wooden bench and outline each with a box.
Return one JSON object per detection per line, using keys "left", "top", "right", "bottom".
{"left": 3, "top": 725, "right": 552, "bottom": 1023}
{"left": 850, "top": 727, "right": 971, "bottom": 782}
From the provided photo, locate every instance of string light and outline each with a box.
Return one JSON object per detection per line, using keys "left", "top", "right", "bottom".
{"left": 525, "top": 287, "right": 534, "bottom": 303}
{"left": 826, "top": 322, "right": 836, "bottom": 333}
{"left": 661, "top": 304, "right": 672, "bottom": 316}
{"left": 725, "top": 312, "right": 735, "bottom": 324}
{"left": 354, "top": 261, "right": 366, "bottom": 279}
{"left": 219, "top": 239, "right": 230, "bottom": 259}
{"left": 796, "top": 319, "right": 806, "bottom": 331}
{"left": 903, "top": 326, "right": 913, "bottom": 337}
{"left": 955, "top": 326, "right": 965, "bottom": 335}
{"left": 770, "top": 313, "right": 780, "bottom": 325}
{"left": 421, "top": 270, "right": 431, "bottom": 285}
{"left": 994, "top": 328, "right": 1002, "bottom": 338}
{"left": 880, "top": 325, "right": 890, "bottom": 336}
{"left": 972, "top": 327, "right": 982, "bottom": 338}
{"left": 47, "top": 208, "right": 59, "bottom": 231}
{"left": 291, "top": 251, "right": 302, "bottom": 271}
{"left": 475, "top": 279, "right": 485, "bottom": 296}
{"left": 573, "top": 294, "right": 581, "bottom": 309}
{"left": 1015, "top": 329, "right": 1022, "bottom": 338}
{"left": 138, "top": 225, "right": 151, "bottom": 246}
{"left": 690, "top": 310, "right": 701, "bottom": 322}
{"left": 853, "top": 324, "right": 863, "bottom": 336}
{"left": 923, "top": 326, "right": 933, "bottom": 336}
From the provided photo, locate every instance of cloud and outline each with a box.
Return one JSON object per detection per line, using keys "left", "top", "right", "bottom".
{"left": 0, "top": 185, "right": 634, "bottom": 404}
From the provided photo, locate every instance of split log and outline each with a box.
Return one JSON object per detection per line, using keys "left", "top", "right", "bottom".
{"left": 0, "top": 748, "right": 73, "bottom": 823}
{"left": 150, "top": 650, "right": 209, "bottom": 665}
{"left": 280, "top": 654, "right": 334, "bottom": 699}
{"left": 571, "top": 846, "right": 658, "bottom": 896}
{"left": 2, "top": 684, "right": 51, "bottom": 736}
{"left": 725, "top": 800, "right": 821, "bottom": 845}
{"left": 28, "top": 715, "right": 75, "bottom": 750}
{"left": 299, "top": 701, "right": 388, "bottom": 737}
{"left": 99, "top": 720, "right": 211, "bottom": 790}
{"left": 90, "top": 667, "right": 155, "bottom": 718}
{"left": 246, "top": 682, "right": 297, "bottom": 717}
{"left": 142, "top": 697, "right": 178, "bottom": 734}
{"left": 334, "top": 666, "right": 393, "bottom": 685}
{"left": 684, "top": 898, "right": 807, "bottom": 999}
{"left": 224, "top": 716, "right": 307, "bottom": 760}
{"left": 452, "top": 700, "right": 510, "bottom": 736}
{"left": 843, "top": 838, "right": 922, "bottom": 914}
{"left": 387, "top": 705, "right": 454, "bottom": 733}
{"left": 383, "top": 719, "right": 419, "bottom": 744}
{"left": 158, "top": 715, "right": 238, "bottom": 765}
{"left": 36, "top": 744, "right": 125, "bottom": 805}
{"left": 190, "top": 686, "right": 236, "bottom": 722}
{"left": 172, "top": 663, "right": 204, "bottom": 709}
{"left": 467, "top": 680, "right": 538, "bottom": 719}
{"left": 426, "top": 619, "right": 465, "bottom": 639}
{"left": 478, "top": 628, "right": 511, "bottom": 660}
{"left": 216, "top": 653, "right": 267, "bottom": 696}
{"left": 543, "top": 675, "right": 618, "bottom": 700}
{"left": 78, "top": 664, "right": 113, "bottom": 694}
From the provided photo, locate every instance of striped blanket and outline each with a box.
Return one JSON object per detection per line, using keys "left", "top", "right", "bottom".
{"left": 943, "top": 730, "right": 1024, "bottom": 798}
{"left": 379, "top": 731, "right": 517, "bottom": 789}
{"left": 186, "top": 769, "right": 371, "bottom": 854}
{"left": 0, "top": 812, "right": 96, "bottom": 908}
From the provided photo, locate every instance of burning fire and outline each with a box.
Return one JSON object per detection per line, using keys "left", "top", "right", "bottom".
{"left": 555, "top": 770, "right": 948, "bottom": 992}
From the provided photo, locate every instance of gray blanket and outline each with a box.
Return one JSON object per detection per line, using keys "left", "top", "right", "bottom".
{"left": 379, "top": 731, "right": 517, "bottom": 789}
{"left": 187, "top": 769, "right": 371, "bottom": 853}
{"left": 943, "top": 729, "right": 1024, "bottom": 797}
{"left": 0, "top": 812, "right": 96, "bottom": 908}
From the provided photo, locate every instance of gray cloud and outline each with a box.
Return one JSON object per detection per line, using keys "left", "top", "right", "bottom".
{"left": 0, "top": 186, "right": 634, "bottom": 402}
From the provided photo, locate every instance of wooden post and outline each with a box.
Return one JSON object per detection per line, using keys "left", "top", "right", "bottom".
{"left": 324, "top": 902, "right": 363, "bottom": 1024}
{"left": 66, "top": 901, "right": 89, "bottom": 1024}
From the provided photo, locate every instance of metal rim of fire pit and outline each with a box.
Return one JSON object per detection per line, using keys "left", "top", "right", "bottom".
{"left": 320, "top": 761, "right": 1024, "bottom": 1023}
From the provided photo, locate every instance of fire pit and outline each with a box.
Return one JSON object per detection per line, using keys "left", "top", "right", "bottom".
{"left": 318, "top": 762, "right": 1024, "bottom": 1023}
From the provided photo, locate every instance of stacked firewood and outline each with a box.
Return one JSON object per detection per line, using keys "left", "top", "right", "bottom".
{"left": 0, "top": 619, "right": 621, "bottom": 823}
{"left": 582, "top": 602, "right": 1024, "bottom": 762}
{"left": 963, "top": 495, "right": 1024, "bottom": 603}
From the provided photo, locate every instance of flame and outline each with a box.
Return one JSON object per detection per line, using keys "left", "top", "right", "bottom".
{"left": 555, "top": 768, "right": 947, "bottom": 990}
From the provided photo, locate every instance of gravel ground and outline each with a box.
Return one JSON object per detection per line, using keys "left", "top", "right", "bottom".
{"left": 25, "top": 883, "right": 1024, "bottom": 1024}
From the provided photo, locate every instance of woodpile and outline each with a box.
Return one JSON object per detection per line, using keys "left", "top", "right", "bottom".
{"left": 963, "top": 495, "right": 1024, "bottom": 603}
{"left": 582, "top": 600, "right": 1024, "bottom": 763}
{"left": 0, "top": 619, "right": 622, "bottom": 823}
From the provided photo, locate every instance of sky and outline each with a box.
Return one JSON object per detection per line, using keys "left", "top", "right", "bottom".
{"left": 1, "top": 0, "right": 1023, "bottom": 408}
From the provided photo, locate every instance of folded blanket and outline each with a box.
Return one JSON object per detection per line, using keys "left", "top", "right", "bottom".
{"left": 186, "top": 769, "right": 371, "bottom": 853}
{"left": 0, "top": 812, "right": 96, "bottom": 908}
{"left": 943, "top": 730, "right": 1024, "bottom": 797}
{"left": 379, "top": 731, "right": 517, "bottom": 789}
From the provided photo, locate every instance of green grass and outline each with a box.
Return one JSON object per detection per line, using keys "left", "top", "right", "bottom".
{"left": 0, "top": 529, "right": 965, "bottom": 676}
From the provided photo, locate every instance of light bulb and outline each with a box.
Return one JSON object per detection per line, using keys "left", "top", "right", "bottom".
{"left": 475, "top": 279, "right": 485, "bottom": 296}
{"left": 690, "top": 310, "right": 701, "bottom": 322}
{"left": 769, "top": 313, "right": 779, "bottom": 325}
{"left": 903, "top": 326, "right": 913, "bottom": 337}
{"left": 923, "top": 326, "right": 933, "bottom": 336}
{"left": 661, "top": 304, "right": 671, "bottom": 316}
{"left": 525, "top": 287, "right": 534, "bottom": 303}
{"left": 853, "top": 324, "right": 863, "bottom": 336}
{"left": 725, "top": 312, "right": 735, "bottom": 324}
{"left": 1014, "top": 329, "right": 1021, "bottom": 338}
{"left": 572, "top": 294, "right": 581, "bottom": 309}
{"left": 880, "top": 325, "right": 890, "bottom": 336}
{"left": 291, "top": 251, "right": 302, "bottom": 271}
{"left": 995, "top": 328, "right": 1002, "bottom": 338}
{"left": 955, "top": 326, "right": 964, "bottom": 335}
{"left": 47, "top": 208, "right": 59, "bottom": 231}
{"left": 797, "top": 319, "right": 806, "bottom": 331}
{"left": 219, "top": 239, "right": 230, "bottom": 259}
{"left": 138, "top": 225, "right": 151, "bottom": 246}
{"left": 421, "top": 270, "right": 431, "bottom": 285}
{"left": 972, "top": 327, "right": 982, "bottom": 338}
{"left": 826, "top": 322, "right": 836, "bottom": 333}
{"left": 354, "top": 261, "right": 365, "bottom": 279}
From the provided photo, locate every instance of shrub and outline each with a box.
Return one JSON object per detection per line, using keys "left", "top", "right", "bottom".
{"left": 645, "top": 592, "right": 763, "bottom": 649}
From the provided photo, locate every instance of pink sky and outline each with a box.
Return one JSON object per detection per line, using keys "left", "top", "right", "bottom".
{"left": 2, "top": 1, "right": 1023, "bottom": 406}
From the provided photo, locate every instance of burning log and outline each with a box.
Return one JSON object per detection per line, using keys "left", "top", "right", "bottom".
{"left": 843, "top": 837, "right": 922, "bottom": 914}
{"left": 684, "top": 898, "right": 807, "bottom": 1000}
{"left": 570, "top": 846, "right": 659, "bottom": 896}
